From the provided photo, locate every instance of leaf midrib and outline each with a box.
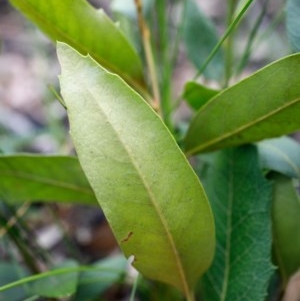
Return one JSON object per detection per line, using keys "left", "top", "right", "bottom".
{"left": 82, "top": 86, "right": 190, "bottom": 295}
{"left": 187, "top": 97, "right": 300, "bottom": 155}
{"left": 0, "top": 171, "right": 93, "bottom": 195}
{"left": 220, "top": 156, "right": 234, "bottom": 301}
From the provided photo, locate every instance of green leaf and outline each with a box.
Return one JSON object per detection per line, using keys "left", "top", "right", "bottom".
{"left": 9, "top": 0, "right": 146, "bottom": 95}
{"left": 0, "top": 262, "right": 29, "bottom": 301}
{"left": 57, "top": 42, "right": 215, "bottom": 297}
{"left": 182, "top": 0, "right": 224, "bottom": 80}
{"left": 257, "top": 136, "right": 300, "bottom": 178}
{"left": 270, "top": 172, "right": 300, "bottom": 285}
{"left": 30, "top": 260, "right": 78, "bottom": 298}
{"left": 286, "top": 0, "right": 300, "bottom": 51}
{"left": 74, "top": 255, "right": 127, "bottom": 301}
{"left": 200, "top": 145, "right": 274, "bottom": 301}
{"left": 185, "top": 54, "right": 300, "bottom": 155}
{"left": 0, "top": 155, "right": 97, "bottom": 205}
{"left": 183, "top": 82, "right": 220, "bottom": 111}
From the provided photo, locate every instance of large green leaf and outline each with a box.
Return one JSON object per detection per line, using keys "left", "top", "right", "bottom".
{"left": 257, "top": 136, "right": 300, "bottom": 178}
{"left": 271, "top": 172, "right": 300, "bottom": 285}
{"left": 0, "top": 155, "right": 97, "bottom": 205}
{"left": 57, "top": 42, "right": 215, "bottom": 297}
{"left": 200, "top": 145, "right": 274, "bottom": 301}
{"left": 9, "top": 0, "right": 146, "bottom": 95}
{"left": 185, "top": 54, "right": 300, "bottom": 155}
{"left": 286, "top": 0, "right": 300, "bottom": 51}
{"left": 182, "top": 0, "right": 224, "bottom": 80}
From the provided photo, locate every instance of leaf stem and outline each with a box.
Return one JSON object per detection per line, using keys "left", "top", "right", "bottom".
{"left": 193, "top": 0, "right": 254, "bottom": 80}
{"left": 134, "top": 0, "right": 162, "bottom": 116}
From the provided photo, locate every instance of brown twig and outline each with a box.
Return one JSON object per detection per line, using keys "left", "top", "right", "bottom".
{"left": 134, "top": 0, "right": 162, "bottom": 116}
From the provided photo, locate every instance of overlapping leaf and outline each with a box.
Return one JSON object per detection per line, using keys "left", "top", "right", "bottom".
{"left": 200, "top": 146, "right": 274, "bottom": 301}
{"left": 257, "top": 137, "right": 300, "bottom": 178}
{"left": 9, "top": 0, "right": 146, "bottom": 95}
{"left": 185, "top": 54, "right": 300, "bottom": 155}
{"left": 183, "top": 81, "right": 220, "bottom": 111}
{"left": 271, "top": 173, "right": 300, "bottom": 285}
{"left": 57, "top": 42, "right": 215, "bottom": 296}
{"left": 0, "top": 155, "right": 96, "bottom": 205}
{"left": 286, "top": 0, "right": 300, "bottom": 51}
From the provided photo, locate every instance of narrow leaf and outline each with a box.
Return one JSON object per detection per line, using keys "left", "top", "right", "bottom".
{"left": 0, "top": 155, "right": 97, "bottom": 205}
{"left": 286, "top": 0, "right": 300, "bottom": 51}
{"left": 57, "top": 42, "right": 215, "bottom": 296}
{"left": 200, "top": 145, "right": 274, "bottom": 301}
{"left": 257, "top": 136, "right": 300, "bottom": 178}
{"left": 270, "top": 172, "right": 300, "bottom": 285}
{"left": 183, "top": 82, "right": 220, "bottom": 111}
{"left": 9, "top": 0, "right": 146, "bottom": 95}
{"left": 30, "top": 260, "right": 78, "bottom": 298}
{"left": 185, "top": 54, "right": 300, "bottom": 155}
{"left": 182, "top": 0, "right": 224, "bottom": 80}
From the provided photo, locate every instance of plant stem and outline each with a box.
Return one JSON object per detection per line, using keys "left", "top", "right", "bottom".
{"left": 129, "top": 273, "right": 140, "bottom": 301}
{"left": 235, "top": 0, "right": 270, "bottom": 75}
{"left": 224, "top": 0, "right": 238, "bottom": 87}
{"left": 194, "top": 0, "right": 254, "bottom": 81}
{"left": 134, "top": 0, "right": 162, "bottom": 116}
{"left": 0, "top": 213, "right": 41, "bottom": 274}
{"left": 253, "top": 4, "right": 286, "bottom": 53}
{"left": 156, "top": 0, "right": 175, "bottom": 132}
{"left": 0, "top": 202, "right": 30, "bottom": 237}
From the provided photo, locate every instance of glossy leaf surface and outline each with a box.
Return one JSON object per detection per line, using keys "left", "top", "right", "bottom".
{"left": 0, "top": 155, "right": 96, "bottom": 205}
{"left": 9, "top": 0, "right": 146, "bottom": 94}
{"left": 286, "top": 0, "right": 300, "bottom": 51}
{"left": 185, "top": 54, "right": 300, "bottom": 155}
{"left": 183, "top": 0, "right": 224, "bottom": 80}
{"left": 257, "top": 137, "right": 300, "bottom": 178}
{"left": 271, "top": 173, "right": 300, "bottom": 285}
{"left": 58, "top": 42, "right": 215, "bottom": 295}
{"left": 200, "top": 146, "right": 274, "bottom": 301}
{"left": 183, "top": 81, "right": 220, "bottom": 111}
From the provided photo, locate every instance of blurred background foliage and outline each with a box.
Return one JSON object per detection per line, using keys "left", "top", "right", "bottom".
{"left": 0, "top": 0, "right": 296, "bottom": 300}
